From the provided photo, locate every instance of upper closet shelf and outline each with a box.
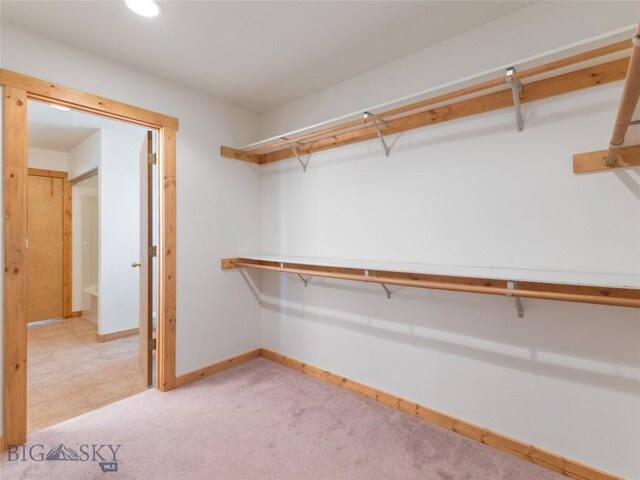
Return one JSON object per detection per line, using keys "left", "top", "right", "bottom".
{"left": 220, "top": 35, "right": 633, "bottom": 171}
{"left": 222, "top": 255, "right": 640, "bottom": 312}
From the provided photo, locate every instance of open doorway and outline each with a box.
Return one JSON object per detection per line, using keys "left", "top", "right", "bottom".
{"left": 3, "top": 72, "right": 177, "bottom": 447}
{"left": 25, "top": 100, "right": 158, "bottom": 432}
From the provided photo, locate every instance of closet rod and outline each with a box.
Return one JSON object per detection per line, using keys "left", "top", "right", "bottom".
{"left": 229, "top": 260, "right": 640, "bottom": 309}
{"left": 603, "top": 23, "right": 640, "bottom": 167}
{"left": 244, "top": 39, "right": 631, "bottom": 156}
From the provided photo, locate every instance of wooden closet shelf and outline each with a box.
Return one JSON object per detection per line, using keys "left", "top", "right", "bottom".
{"left": 574, "top": 24, "right": 640, "bottom": 173}
{"left": 221, "top": 39, "right": 632, "bottom": 168}
{"left": 222, "top": 256, "right": 640, "bottom": 310}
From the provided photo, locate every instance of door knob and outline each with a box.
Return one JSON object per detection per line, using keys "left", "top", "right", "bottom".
{"left": 131, "top": 262, "right": 141, "bottom": 268}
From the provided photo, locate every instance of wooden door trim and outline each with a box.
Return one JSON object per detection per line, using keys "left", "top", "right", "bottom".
{"left": 0, "top": 69, "right": 178, "bottom": 130}
{"left": 27, "top": 168, "right": 67, "bottom": 179}
{"left": 27, "top": 168, "right": 72, "bottom": 319}
{"left": 4, "top": 86, "right": 28, "bottom": 447}
{"left": 3, "top": 70, "right": 179, "bottom": 446}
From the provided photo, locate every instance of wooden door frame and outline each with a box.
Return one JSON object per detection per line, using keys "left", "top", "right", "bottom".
{"left": 2, "top": 69, "right": 178, "bottom": 446}
{"left": 27, "top": 168, "right": 73, "bottom": 320}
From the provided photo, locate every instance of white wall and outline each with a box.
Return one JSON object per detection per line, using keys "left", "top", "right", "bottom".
{"left": 68, "top": 129, "right": 100, "bottom": 179}
{"left": 257, "top": 4, "right": 640, "bottom": 478}
{"left": 259, "top": 85, "right": 640, "bottom": 480}
{"left": 69, "top": 131, "right": 101, "bottom": 312}
{"left": 0, "top": 21, "right": 262, "bottom": 432}
{"left": 259, "top": 1, "right": 640, "bottom": 137}
{"left": 98, "top": 126, "right": 146, "bottom": 335}
{"left": 72, "top": 181, "right": 98, "bottom": 312}
{"left": 27, "top": 147, "right": 69, "bottom": 171}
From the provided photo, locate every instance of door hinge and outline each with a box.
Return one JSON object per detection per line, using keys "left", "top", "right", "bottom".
{"left": 148, "top": 153, "right": 157, "bottom": 165}
{"left": 149, "top": 245, "right": 157, "bottom": 258}
{"left": 150, "top": 338, "right": 157, "bottom": 351}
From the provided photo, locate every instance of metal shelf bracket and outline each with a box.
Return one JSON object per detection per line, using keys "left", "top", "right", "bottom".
{"left": 506, "top": 68, "right": 524, "bottom": 132}
{"left": 281, "top": 137, "right": 312, "bottom": 172}
{"left": 289, "top": 145, "right": 312, "bottom": 172}
{"left": 369, "top": 270, "right": 392, "bottom": 299}
{"left": 364, "top": 112, "right": 392, "bottom": 157}
{"left": 507, "top": 281, "right": 525, "bottom": 318}
{"left": 297, "top": 273, "right": 311, "bottom": 287}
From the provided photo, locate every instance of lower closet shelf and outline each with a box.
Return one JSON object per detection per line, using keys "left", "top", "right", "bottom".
{"left": 221, "top": 255, "right": 640, "bottom": 310}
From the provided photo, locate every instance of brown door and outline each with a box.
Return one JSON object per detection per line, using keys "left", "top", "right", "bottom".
{"left": 139, "top": 131, "right": 154, "bottom": 386}
{"left": 28, "top": 174, "right": 64, "bottom": 322}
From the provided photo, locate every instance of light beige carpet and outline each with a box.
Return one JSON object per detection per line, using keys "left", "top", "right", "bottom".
{"left": 2, "top": 358, "right": 563, "bottom": 479}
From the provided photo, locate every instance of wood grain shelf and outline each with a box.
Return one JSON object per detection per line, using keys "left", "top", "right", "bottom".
{"left": 222, "top": 255, "right": 640, "bottom": 310}
{"left": 221, "top": 38, "right": 633, "bottom": 168}
{"left": 574, "top": 25, "right": 640, "bottom": 173}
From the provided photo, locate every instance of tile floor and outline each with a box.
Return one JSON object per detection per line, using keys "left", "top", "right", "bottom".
{"left": 27, "top": 317, "right": 148, "bottom": 433}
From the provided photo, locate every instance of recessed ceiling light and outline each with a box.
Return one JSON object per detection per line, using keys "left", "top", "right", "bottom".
{"left": 125, "top": 0, "right": 160, "bottom": 17}
{"left": 50, "top": 104, "right": 71, "bottom": 112}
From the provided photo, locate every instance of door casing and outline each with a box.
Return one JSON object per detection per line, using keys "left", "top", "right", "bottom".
{"left": 2, "top": 69, "right": 178, "bottom": 447}
{"left": 139, "top": 131, "right": 154, "bottom": 386}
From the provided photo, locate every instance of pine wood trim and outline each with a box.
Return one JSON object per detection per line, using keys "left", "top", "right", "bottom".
{"left": 175, "top": 349, "right": 262, "bottom": 387}
{"left": 260, "top": 58, "right": 629, "bottom": 164}
{"left": 96, "top": 327, "right": 139, "bottom": 343}
{"left": 4, "top": 86, "right": 29, "bottom": 447}
{"left": 0, "top": 69, "right": 178, "bottom": 130}
{"left": 222, "top": 52, "right": 630, "bottom": 164}
{"left": 0, "top": 435, "right": 5, "bottom": 452}
{"left": 62, "top": 176, "right": 73, "bottom": 318}
{"left": 157, "top": 126, "right": 177, "bottom": 392}
{"left": 244, "top": 39, "right": 633, "bottom": 156}
{"left": 573, "top": 144, "right": 640, "bottom": 173}
{"left": 601, "top": 25, "right": 640, "bottom": 166}
{"left": 220, "top": 146, "right": 261, "bottom": 164}
{"left": 222, "top": 258, "right": 640, "bottom": 309}
{"left": 26, "top": 168, "right": 67, "bottom": 178}
{"left": 260, "top": 349, "right": 622, "bottom": 480}
{"left": 2, "top": 71, "right": 178, "bottom": 445}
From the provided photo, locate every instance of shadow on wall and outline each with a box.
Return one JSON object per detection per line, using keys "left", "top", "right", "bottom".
{"left": 235, "top": 269, "right": 640, "bottom": 396}
{"left": 614, "top": 169, "right": 640, "bottom": 202}
{"left": 256, "top": 119, "right": 516, "bottom": 177}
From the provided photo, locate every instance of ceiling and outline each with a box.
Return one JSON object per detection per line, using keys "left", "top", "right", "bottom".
{"left": 28, "top": 100, "right": 140, "bottom": 152}
{"left": 2, "top": 1, "right": 534, "bottom": 113}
